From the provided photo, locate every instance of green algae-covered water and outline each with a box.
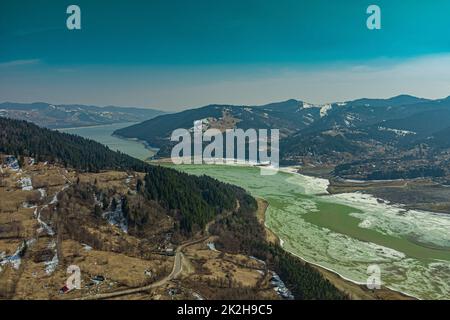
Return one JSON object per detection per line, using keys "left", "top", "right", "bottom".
{"left": 166, "top": 164, "right": 450, "bottom": 299}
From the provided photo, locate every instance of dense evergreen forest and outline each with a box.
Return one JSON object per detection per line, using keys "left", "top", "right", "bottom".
{"left": 121, "top": 171, "right": 251, "bottom": 234}
{"left": 141, "top": 170, "right": 250, "bottom": 233}
{"left": 0, "top": 117, "right": 149, "bottom": 172}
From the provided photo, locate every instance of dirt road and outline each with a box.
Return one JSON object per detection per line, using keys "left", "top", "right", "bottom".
{"left": 78, "top": 235, "right": 208, "bottom": 300}
{"left": 78, "top": 202, "right": 237, "bottom": 300}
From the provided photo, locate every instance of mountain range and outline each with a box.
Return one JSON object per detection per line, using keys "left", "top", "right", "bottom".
{"left": 114, "top": 94, "right": 450, "bottom": 180}
{"left": 3, "top": 95, "right": 450, "bottom": 181}
{"left": 0, "top": 102, "right": 165, "bottom": 129}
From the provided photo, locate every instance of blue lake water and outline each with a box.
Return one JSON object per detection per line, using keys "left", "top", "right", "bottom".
{"left": 58, "top": 122, "right": 157, "bottom": 161}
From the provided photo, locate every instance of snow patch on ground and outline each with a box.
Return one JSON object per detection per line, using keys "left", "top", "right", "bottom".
{"left": 22, "top": 202, "right": 37, "bottom": 209}
{"left": 302, "top": 102, "right": 315, "bottom": 109}
{"left": 301, "top": 102, "right": 333, "bottom": 117}
{"left": 5, "top": 156, "right": 20, "bottom": 171}
{"left": 103, "top": 198, "right": 128, "bottom": 233}
{"left": 82, "top": 244, "right": 93, "bottom": 251}
{"left": 378, "top": 126, "right": 416, "bottom": 137}
{"left": 38, "top": 188, "right": 46, "bottom": 199}
{"left": 320, "top": 104, "right": 332, "bottom": 117}
{"left": 0, "top": 241, "right": 27, "bottom": 271}
{"left": 18, "top": 177, "right": 33, "bottom": 191}
{"left": 303, "top": 114, "right": 315, "bottom": 123}
{"left": 44, "top": 253, "right": 59, "bottom": 274}
{"left": 270, "top": 272, "right": 294, "bottom": 300}
{"left": 35, "top": 207, "right": 55, "bottom": 236}
{"left": 50, "top": 194, "right": 58, "bottom": 205}
{"left": 206, "top": 242, "right": 218, "bottom": 251}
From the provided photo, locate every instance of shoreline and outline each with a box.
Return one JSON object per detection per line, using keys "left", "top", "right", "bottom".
{"left": 111, "top": 133, "right": 159, "bottom": 158}
{"left": 255, "top": 198, "right": 416, "bottom": 300}
{"left": 276, "top": 166, "right": 422, "bottom": 300}
{"left": 155, "top": 160, "right": 419, "bottom": 300}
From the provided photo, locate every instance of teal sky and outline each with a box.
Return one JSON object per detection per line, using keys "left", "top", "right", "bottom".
{"left": 1, "top": 0, "right": 450, "bottom": 110}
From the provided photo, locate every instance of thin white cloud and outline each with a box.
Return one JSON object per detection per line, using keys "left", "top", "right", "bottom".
{"left": 0, "top": 59, "right": 41, "bottom": 68}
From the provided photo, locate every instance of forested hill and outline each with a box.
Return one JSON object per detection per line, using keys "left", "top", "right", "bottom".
{"left": 0, "top": 117, "right": 253, "bottom": 233}
{"left": 0, "top": 117, "right": 149, "bottom": 172}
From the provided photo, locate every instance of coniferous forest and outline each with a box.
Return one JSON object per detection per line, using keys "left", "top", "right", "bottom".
{"left": 0, "top": 117, "right": 149, "bottom": 172}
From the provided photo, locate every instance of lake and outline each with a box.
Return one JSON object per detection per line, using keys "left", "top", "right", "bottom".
{"left": 165, "top": 164, "right": 450, "bottom": 300}
{"left": 58, "top": 122, "right": 157, "bottom": 161}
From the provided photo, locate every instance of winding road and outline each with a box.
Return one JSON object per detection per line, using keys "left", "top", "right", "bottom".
{"left": 78, "top": 203, "right": 236, "bottom": 300}
{"left": 79, "top": 235, "right": 208, "bottom": 300}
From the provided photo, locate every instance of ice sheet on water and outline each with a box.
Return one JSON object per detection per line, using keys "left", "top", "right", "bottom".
{"left": 358, "top": 219, "right": 373, "bottom": 229}
{"left": 281, "top": 168, "right": 329, "bottom": 195}
{"left": 269, "top": 170, "right": 450, "bottom": 299}
{"left": 177, "top": 165, "right": 450, "bottom": 299}
{"left": 327, "top": 192, "right": 450, "bottom": 248}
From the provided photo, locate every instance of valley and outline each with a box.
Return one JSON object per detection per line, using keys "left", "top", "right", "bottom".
{"left": 114, "top": 95, "right": 450, "bottom": 200}
{"left": 1, "top": 118, "right": 340, "bottom": 300}
{"left": 2, "top": 94, "right": 450, "bottom": 300}
{"left": 59, "top": 123, "right": 158, "bottom": 161}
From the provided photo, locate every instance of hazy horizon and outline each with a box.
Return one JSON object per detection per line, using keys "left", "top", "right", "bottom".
{"left": 1, "top": 87, "right": 449, "bottom": 113}
{"left": 2, "top": 1, "right": 450, "bottom": 111}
